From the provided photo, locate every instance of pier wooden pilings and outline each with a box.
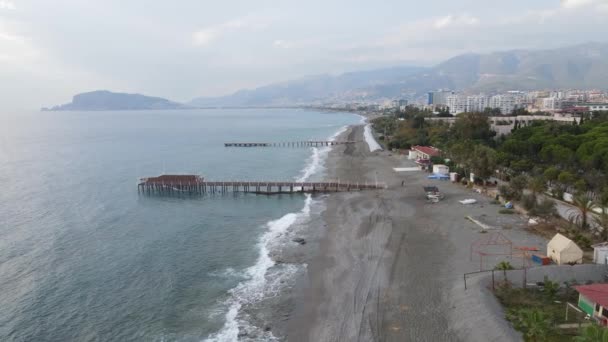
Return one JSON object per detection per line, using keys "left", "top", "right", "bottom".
{"left": 137, "top": 175, "right": 386, "bottom": 196}
{"left": 224, "top": 141, "right": 358, "bottom": 148}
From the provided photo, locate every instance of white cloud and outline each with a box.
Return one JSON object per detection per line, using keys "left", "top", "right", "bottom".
{"left": 433, "top": 14, "right": 479, "bottom": 30}
{"left": 0, "top": 0, "right": 15, "bottom": 10}
{"left": 192, "top": 14, "right": 274, "bottom": 47}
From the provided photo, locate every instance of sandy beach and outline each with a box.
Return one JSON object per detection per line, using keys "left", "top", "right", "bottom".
{"left": 281, "top": 125, "right": 546, "bottom": 341}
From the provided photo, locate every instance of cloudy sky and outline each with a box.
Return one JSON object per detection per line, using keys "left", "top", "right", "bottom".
{"left": 0, "top": 0, "right": 607, "bottom": 110}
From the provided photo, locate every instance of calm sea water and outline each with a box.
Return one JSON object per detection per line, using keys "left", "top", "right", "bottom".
{"left": 0, "top": 109, "right": 361, "bottom": 341}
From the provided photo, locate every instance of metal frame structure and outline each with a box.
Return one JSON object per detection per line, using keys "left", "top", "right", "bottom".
{"left": 470, "top": 232, "right": 513, "bottom": 271}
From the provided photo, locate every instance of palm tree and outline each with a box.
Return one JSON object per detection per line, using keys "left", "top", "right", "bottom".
{"left": 569, "top": 193, "right": 596, "bottom": 230}
{"left": 542, "top": 276, "right": 559, "bottom": 302}
{"left": 529, "top": 176, "right": 547, "bottom": 198}
{"left": 495, "top": 261, "right": 514, "bottom": 283}
{"left": 573, "top": 324, "right": 608, "bottom": 342}
{"left": 509, "top": 309, "right": 553, "bottom": 341}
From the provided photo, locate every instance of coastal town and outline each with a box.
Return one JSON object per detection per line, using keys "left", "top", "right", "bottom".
{"left": 317, "top": 88, "right": 608, "bottom": 117}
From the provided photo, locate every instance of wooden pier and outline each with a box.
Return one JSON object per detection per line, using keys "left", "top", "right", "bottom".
{"left": 224, "top": 141, "right": 358, "bottom": 148}
{"left": 138, "top": 175, "right": 385, "bottom": 195}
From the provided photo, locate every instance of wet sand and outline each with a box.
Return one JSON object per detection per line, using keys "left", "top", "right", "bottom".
{"left": 282, "top": 125, "right": 544, "bottom": 341}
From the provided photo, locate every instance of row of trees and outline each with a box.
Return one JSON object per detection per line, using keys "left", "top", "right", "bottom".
{"left": 372, "top": 110, "right": 608, "bottom": 193}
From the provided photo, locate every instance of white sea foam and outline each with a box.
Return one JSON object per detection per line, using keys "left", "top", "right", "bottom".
{"left": 296, "top": 125, "right": 347, "bottom": 183}
{"left": 356, "top": 114, "right": 367, "bottom": 124}
{"left": 364, "top": 124, "right": 382, "bottom": 152}
{"left": 206, "top": 125, "right": 344, "bottom": 341}
{"left": 206, "top": 198, "right": 311, "bottom": 342}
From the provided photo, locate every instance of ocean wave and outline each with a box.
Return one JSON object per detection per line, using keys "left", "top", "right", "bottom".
{"left": 296, "top": 125, "right": 347, "bottom": 183}
{"left": 206, "top": 125, "right": 344, "bottom": 341}
{"left": 205, "top": 197, "right": 311, "bottom": 342}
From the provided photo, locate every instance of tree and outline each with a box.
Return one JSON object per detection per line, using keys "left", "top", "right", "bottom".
{"left": 543, "top": 167, "right": 560, "bottom": 185}
{"left": 529, "top": 198, "right": 557, "bottom": 220}
{"left": 573, "top": 324, "right": 608, "bottom": 342}
{"left": 508, "top": 175, "right": 529, "bottom": 201}
{"left": 569, "top": 193, "right": 596, "bottom": 230}
{"left": 507, "top": 309, "right": 553, "bottom": 341}
{"left": 469, "top": 145, "right": 498, "bottom": 182}
{"left": 495, "top": 261, "right": 514, "bottom": 283}
{"left": 512, "top": 108, "right": 531, "bottom": 116}
{"left": 542, "top": 276, "right": 559, "bottom": 302}
{"left": 558, "top": 171, "right": 576, "bottom": 187}
{"left": 436, "top": 107, "right": 452, "bottom": 117}
{"left": 529, "top": 176, "right": 547, "bottom": 198}
{"left": 484, "top": 107, "right": 502, "bottom": 116}
{"left": 575, "top": 179, "right": 588, "bottom": 195}
{"left": 450, "top": 112, "right": 496, "bottom": 145}
{"left": 447, "top": 140, "right": 476, "bottom": 173}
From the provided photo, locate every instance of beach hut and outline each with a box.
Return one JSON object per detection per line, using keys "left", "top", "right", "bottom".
{"left": 593, "top": 242, "right": 608, "bottom": 264}
{"left": 547, "top": 233, "right": 583, "bottom": 265}
{"left": 411, "top": 146, "right": 441, "bottom": 160}
{"left": 433, "top": 164, "right": 449, "bottom": 175}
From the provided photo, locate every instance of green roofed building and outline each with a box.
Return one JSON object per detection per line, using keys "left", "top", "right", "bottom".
{"left": 575, "top": 284, "right": 608, "bottom": 325}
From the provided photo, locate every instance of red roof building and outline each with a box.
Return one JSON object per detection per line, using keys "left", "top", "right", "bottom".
{"left": 575, "top": 283, "right": 608, "bottom": 322}
{"left": 411, "top": 146, "right": 441, "bottom": 159}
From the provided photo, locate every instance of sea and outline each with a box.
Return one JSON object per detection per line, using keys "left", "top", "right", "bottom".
{"left": 0, "top": 108, "right": 362, "bottom": 341}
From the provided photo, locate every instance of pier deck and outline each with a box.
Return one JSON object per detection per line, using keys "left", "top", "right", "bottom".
{"left": 138, "top": 178, "right": 385, "bottom": 195}
{"left": 224, "top": 141, "right": 358, "bottom": 147}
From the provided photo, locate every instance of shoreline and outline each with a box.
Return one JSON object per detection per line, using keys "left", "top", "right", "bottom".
{"left": 280, "top": 124, "right": 545, "bottom": 341}
{"left": 207, "top": 122, "right": 358, "bottom": 341}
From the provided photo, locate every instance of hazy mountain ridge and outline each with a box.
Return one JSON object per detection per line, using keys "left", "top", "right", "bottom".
{"left": 190, "top": 42, "right": 608, "bottom": 106}
{"left": 189, "top": 66, "right": 428, "bottom": 107}
{"left": 44, "top": 90, "right": 187, "bottom": 111}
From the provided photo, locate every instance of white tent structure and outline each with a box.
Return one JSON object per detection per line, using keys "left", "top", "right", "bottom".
{"left": 547, "top": 233, "right": 583, "bottom": 265}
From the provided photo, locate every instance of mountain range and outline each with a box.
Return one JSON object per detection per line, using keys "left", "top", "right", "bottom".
{"left": 190, "top": 42, "right": 608, "bottom": 106}
{"left": 45, "top": 43, "right": 608, "bottom": 110}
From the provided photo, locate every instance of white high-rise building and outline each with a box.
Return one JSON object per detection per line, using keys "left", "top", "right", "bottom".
{"left": 428, "top": 90, "right": 454, "bottom": 106}
{"left": 446, "top": 95, "right": 467, "bottom": 114}
{"left": 489, "top": 95, "right": 518, "bottom": 114}
{"left": 542, "top": 97, "right": 558, "bottom": 111}
{"left": 466, "top": 95, "right": 489, "bottom": 113}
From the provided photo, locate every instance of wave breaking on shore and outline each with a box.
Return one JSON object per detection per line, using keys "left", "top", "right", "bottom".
{"left": 205, "top": 125, "right": 347, "bottom": 341}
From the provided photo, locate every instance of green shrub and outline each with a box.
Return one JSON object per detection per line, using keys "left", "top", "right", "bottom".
{"left": 521, "top": 194, "right": 537, "bottom": 211}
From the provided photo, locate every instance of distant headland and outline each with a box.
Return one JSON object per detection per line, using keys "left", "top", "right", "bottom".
{"left": 42, "top": 90, "right": 188, "bottom": 111}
